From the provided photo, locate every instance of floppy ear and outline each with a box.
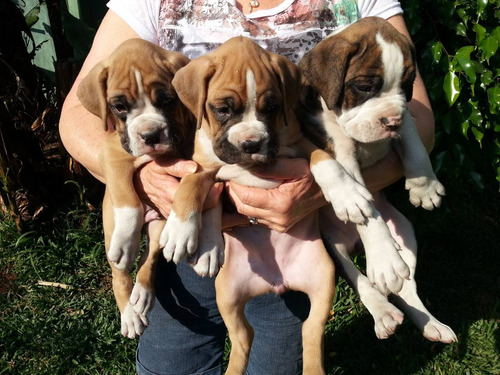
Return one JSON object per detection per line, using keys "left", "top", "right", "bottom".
{"left": 269, "top": 54, "right": 304, "bottom": 126}
{"left": 405, "top": 44, "right": 417, "bottom": 102}
{"left": 161, "top": 50, "right": 191, "bottom": 75}
{"left": 77, "top": 62, "right": 111, "bottom": 130}
{"left": 299, "top": 38, "right": 357, "bottom": 110}
{"left": 172, "top": 57, "right": 216, "bottom": 129}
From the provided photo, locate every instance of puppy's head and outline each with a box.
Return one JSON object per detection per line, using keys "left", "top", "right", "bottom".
{"left": 77, "top": 39, "right": 194, "bottom": 157}
{"left": 172, "top": 36, "right": 304, "bottom": 165}
{"left": 299, "top": 17, "right": 416, "bottom": 143}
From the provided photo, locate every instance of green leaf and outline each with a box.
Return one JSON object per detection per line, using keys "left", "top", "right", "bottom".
{"left": 456, "top": 22, "right": 467, "bottom": 37}
{"left": 487, "top": 86, "right": 500, "bottom": 114}
{"left": 431, "top": 41, "right": 443, "bottom": 63}
{"left": 461, "top": 120, "right": 470, "bottom": 137}
{"left": 467, "top": 101, "right": 483, "bottom": 126}
{"left": 456, "top": 8, "right": 469, "bottom": 25}
{"left": 477, "top": 0, "right": 488, "bottom": 15}
{"left": 444, "top": 71, "right": 461, "bottom": 106}
{"left": 480, "top": 36, "right": 499, "bottom": 63}
{"left": 25, "top": 4, "right": 41, "bottom": 27}
{"left": 481, "top": 70, "right": 493, "bottom": 85}
{"left": 492, "top": 26, "right": 500, "bottom": 41}
{"left": 455, "top": 46, "right": 475, "bottom": 60}
{"left": 471, "top": 126, "right": 484, "bottom": 145}
{"left": 456, "top": 57, "right": 477, "bottom": 83}
{"left": 473, "top": 23, "right": 487, "bottom": 45}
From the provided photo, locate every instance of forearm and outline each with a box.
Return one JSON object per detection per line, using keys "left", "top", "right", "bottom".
{"left": 60, "top": 94, "right": 111, "bottom": 183}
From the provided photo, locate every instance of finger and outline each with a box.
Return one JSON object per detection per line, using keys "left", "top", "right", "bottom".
{"left": 222, "top": 212, "right": 250, "bottom": 230}
{"left": 251, "top": 157, "right": 310, "bottom": 180}
{"left": 225, "top": 182, "right": 273, "bottom": 213}
{"left": 154, "top": 156, "right": 198, "bottom": 178}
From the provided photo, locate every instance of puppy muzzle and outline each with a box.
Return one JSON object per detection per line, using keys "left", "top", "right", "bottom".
{"left": 127, "top": 113, "right": 172, "bottom": 156}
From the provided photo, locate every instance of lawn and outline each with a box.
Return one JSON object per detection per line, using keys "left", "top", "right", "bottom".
{"left": 0, "top": 179, "right": 499, "bottom": 374}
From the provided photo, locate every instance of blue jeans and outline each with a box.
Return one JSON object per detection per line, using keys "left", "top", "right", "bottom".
{"left": 136, "top": 258, "right": 310, "bottom": 375}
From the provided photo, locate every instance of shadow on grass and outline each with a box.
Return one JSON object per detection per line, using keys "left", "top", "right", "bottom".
{"left": 323, "top": 179, "right": 500, "bottom": 375}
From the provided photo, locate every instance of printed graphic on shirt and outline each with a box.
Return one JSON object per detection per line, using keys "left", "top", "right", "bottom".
{"left": 157, "top": 0, "right": 358, "bottom": 63}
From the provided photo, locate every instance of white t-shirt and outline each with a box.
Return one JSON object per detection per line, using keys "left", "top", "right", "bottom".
{"left": 107, "top": 0, "right": 403, "bottom": 63}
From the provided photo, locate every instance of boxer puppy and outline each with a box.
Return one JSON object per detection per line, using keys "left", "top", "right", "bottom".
{"left": 77, "top": 39, "right": 194, "bottom": 338}
{"left": 165, "top": 36, "right": 370, "bottom": 374}
{"left": 299, "top": 17, "right": 456, "bottom": 342}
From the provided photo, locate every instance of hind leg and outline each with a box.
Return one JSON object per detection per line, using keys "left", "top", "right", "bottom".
{"left": 320, "top": 207, "right": 404, "bottom": 339}
{"left": 376, "top": 198, "right": 457, "bottom": 343}
{"left": 293, "top": 242, "right": 335, "bottom": 375}
{"left": 215, "top": 252, "right": 259, "bottom": 375}
{"left": 130, "top": 218, "right": 165, "bottom": 316}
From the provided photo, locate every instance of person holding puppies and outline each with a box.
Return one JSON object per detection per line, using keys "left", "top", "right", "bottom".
{"left": 59, "top": 1, "right": 435, "bottom": 374}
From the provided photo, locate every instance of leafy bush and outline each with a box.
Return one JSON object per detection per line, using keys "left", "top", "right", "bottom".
{"left": 402, "top": 0, "right": 499, "bottom": 191}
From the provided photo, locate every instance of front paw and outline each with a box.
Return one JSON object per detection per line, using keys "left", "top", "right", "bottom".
{"left": 188, "top": 233, "right": 225, "bottom": 278}
{"left": 366, "top": 239, "right": 410, "bottom": 295}
{"left": 107, "top": 206, "right": 143, "bottom": 270}
{"left": 405, "top": 176, "right": 445, "bottom": 210}
{"left": 160, "top": 211, "right": 200, "bottom": 264}
{"left": 108, "top": 232, "right": 140, "bottom": 270}
{"left": 327, "top": 182, "right": 374, "bottom": 224}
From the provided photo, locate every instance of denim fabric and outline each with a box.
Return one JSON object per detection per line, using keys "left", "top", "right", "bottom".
{"left": 136, "top": 258, "right": 310, "bottom": 375}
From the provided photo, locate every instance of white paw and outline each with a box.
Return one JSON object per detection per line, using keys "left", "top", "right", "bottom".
{"left": 361, "top": 283, "right": 405, "bottom": 339}
{"left": 108, "top": 207, "right": 143, "bottom": 270}
{"left": 121, "top": 302, "right": 148, "bottom": 339}
{"left": 108, "top": 233, "right": 140, "bottom": 270}
{"left": 405, "top": 176, "right": 445, "bottom": 210}
{"left": 373, "top": 305, "right": 405, "bottom": 339}
{"left": 327, "top": 182, "right": 374, "bottom": 224}
{"left": 130, "top": 282, "right": 155, "bottom": 315}
{"left": 365, "top": 239, "right": 410, "bottom": 295}
{"left": 422, "top": 319, "right": 457, "bottom": 343}
{"left": 188, "top": 233, "right": 224, "bottom": 278}
{"left": 161, "top": 211, "right": 200, "bottom": 264}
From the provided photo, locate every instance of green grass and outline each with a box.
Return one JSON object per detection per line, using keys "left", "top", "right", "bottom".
{"left": 0, "top": 181, "right": 499, "bottom": 374}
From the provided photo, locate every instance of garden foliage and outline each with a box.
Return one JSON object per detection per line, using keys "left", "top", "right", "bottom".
{"left": 402, "top": 0, "right": 500, "bottom": 191}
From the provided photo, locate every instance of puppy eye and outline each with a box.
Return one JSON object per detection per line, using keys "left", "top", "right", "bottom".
{"left": 215, "top": 106, "right": 230, "bottom": 116}
{"left": 356, "top": 84, "right": 374, "bottom": 93}
{"left": 211, "top": 105, "right": 232, "bottom": 123}
{"left": 156, "top": 88, "right": 176, "bottom": 107}
{"left": 109, "top": 98, "right": 129, "bottom": 117}
{"left": 262, "top": 96, "right": 280, "bottom": 115}
{"left": 112, "top": 103, "right": 128, "bottom": 112}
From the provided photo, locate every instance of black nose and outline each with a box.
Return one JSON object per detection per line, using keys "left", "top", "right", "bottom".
{"left": 140, "top": 129, "right": 161, "bottom": 146}
{"left": 241, "top": 140, "right": 262, "bottom": 154}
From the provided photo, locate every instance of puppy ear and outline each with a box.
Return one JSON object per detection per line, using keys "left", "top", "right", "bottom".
{"left": 299, "top": 38, "right": 357, "bottom": 110}
{"left": 269, "top": 54, "right": 304, "bottom": 126}
{"left": 161, "top": 50, "right": 191, "bottom": 75}
{"left": 404, "top": 44, "right": 417, "bottom": 102}
{"left": 172, "top": 57, "right": 216, "bottom": 129}
{"left": 77, "top": 62, "right": 111, "bottom": 131}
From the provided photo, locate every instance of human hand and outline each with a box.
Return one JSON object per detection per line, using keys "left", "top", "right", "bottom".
{"left": 225, "top": 158, "right": 327, "bottom": 232}
{"left": 134, "top": 156, "right": 223, "bottom": 219}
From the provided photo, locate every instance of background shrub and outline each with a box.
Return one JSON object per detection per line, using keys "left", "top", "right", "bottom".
{"left": 402, "top": 0, "right": 500, "bottom": 193}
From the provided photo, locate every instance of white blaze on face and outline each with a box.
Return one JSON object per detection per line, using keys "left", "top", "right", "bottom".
{"left": 376, "top": 33, "right": 404, "bottom": 95}
{"left": 227, "top": 69, "right": 269, "bottom": 153}
{"left": 337, "top": 34, "right": 407, "bottom": 143}
{"left": 127, "top": 69, "right": 168, "bottom": 156}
